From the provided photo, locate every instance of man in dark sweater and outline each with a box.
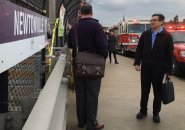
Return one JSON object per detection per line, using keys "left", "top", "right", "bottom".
{"left": 68, "top": 3, "right": 108, "bottom": 130}
{"left": 134, "top": 14, "right": 173, "bottom": 123}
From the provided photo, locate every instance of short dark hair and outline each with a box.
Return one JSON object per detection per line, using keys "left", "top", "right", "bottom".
{"left": 80, "top": 4, "right": 92, "bottom": 15}
{"left": 152, "top": 13, "right": 165, "bottom": 21}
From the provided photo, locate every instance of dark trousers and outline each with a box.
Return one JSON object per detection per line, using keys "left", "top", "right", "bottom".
{"left": 108, "top": 51, "right": 118, "bottom": 63}
{"left": 75, "top": 77, "right": 101, "bottom": 129}
{"left": 57, "top": 36, "right": 63, "bottom": 47}
{"left": 140, "top": 64, "right": 164, "bottom": 115}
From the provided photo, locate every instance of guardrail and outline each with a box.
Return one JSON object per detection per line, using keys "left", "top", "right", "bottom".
{"left": 22, "top": 52, "right": 68, "bottom": 130}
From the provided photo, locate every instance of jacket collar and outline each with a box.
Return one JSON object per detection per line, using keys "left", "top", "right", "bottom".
{"left": 78, "top": 17, "right": 99, "bottom": 22}
{"left": 151, "top": 27, "right": 163, "bottom": 34}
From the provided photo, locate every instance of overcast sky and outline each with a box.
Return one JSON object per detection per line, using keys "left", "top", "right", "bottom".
{"left": 87, "top": 0, "right": 185, "bottom": 27}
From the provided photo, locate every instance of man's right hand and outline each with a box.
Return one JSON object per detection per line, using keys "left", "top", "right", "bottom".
{"left": 135, "top": 65, "right": 141, "bottom": 71}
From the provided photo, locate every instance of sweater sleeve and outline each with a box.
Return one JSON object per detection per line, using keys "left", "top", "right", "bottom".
{"left": 94, "top": 23, "right": 108, "bottom": 58}
{"left": 165, "top": 34, "right": 174, "bottom": 75}
{"left": 67, "top": 29, "right": 73, "bottom": 48}
{"left": 67, "top": 25, "right": 77, "bottom": 49}
{"left": 134, "top": 33, "right": 145, "bottom": 66}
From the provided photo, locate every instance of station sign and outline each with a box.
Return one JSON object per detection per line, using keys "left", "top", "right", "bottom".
{"left": 0, "top": 0, "right": 48, "bottom": 44}
{"left": 0, "top": 0, "right": 49, "bottom": 73}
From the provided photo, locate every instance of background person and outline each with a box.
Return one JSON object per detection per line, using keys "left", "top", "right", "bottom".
{"left": 108, "top": 31, "right": 119, "bottom": 64}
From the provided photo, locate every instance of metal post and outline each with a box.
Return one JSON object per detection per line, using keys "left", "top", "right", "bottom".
{"left": 41, "top": 49, "right": 46, "bottom": 88}
{"left": 0, "top": 71, "right": 8, "bottom": 113}
{"left": 49, "top": 0, "right": 56, "bottom": 47}
{"left": 49, "top": 0, "right": 56, "bottom": 22}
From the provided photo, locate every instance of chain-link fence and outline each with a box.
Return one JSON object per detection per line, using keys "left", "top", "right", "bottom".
{"left": 8, "top": 51, "right": 43, "bottom": 111}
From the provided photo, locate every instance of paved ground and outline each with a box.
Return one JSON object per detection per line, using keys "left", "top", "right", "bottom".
{"left": 67, "top": 54, "right": 185, "bottom": 130}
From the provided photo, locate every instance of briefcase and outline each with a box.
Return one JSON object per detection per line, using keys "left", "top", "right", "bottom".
{"left": 74, "top": 52, "right": 106, "bottom": 78}
{"left": 162, "top": 78, "right": 175, "bottom": 105}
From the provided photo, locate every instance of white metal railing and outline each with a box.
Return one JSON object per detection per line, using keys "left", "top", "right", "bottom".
{"left": 22, "top": 53, "right": 68, "bottom": 130}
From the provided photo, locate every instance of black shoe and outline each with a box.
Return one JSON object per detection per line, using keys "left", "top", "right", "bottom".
{"left": 136, "top": 112, "right": 147, "bottom": 119}
{"left": 115, "top": 61, "right": 119, "bottom": 64}
{"left": 153, "top": 114, "right": 160, "bottom": 123}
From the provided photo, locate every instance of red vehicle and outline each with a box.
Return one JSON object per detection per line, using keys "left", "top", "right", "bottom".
{"left": 165, "top": 24, "right": 185, "bottom": 75}
{"left": 116, "top": 19, "right": 150, "bottom": 55}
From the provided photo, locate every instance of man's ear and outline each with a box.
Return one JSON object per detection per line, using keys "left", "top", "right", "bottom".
{"left": 78, "top": 10, "right": 81, "bottom": 17}
{"left": 161, "top": 21, "right": 164, "bottom": 26}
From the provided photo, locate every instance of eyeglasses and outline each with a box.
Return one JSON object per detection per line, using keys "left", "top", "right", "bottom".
{"left": 150, "top": 19, "right": 160, "bottom": 22}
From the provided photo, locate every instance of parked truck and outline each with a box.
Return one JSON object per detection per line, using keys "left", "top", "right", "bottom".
{"left": 164, "top": 23, "right": 185, "bottom": 76}
{"left": 112, "top": 19, "right": 150, "bottom": 55}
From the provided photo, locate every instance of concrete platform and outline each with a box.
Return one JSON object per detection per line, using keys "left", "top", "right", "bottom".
{"left": 67, "top": 55, "right": 185, "bottom": 130}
